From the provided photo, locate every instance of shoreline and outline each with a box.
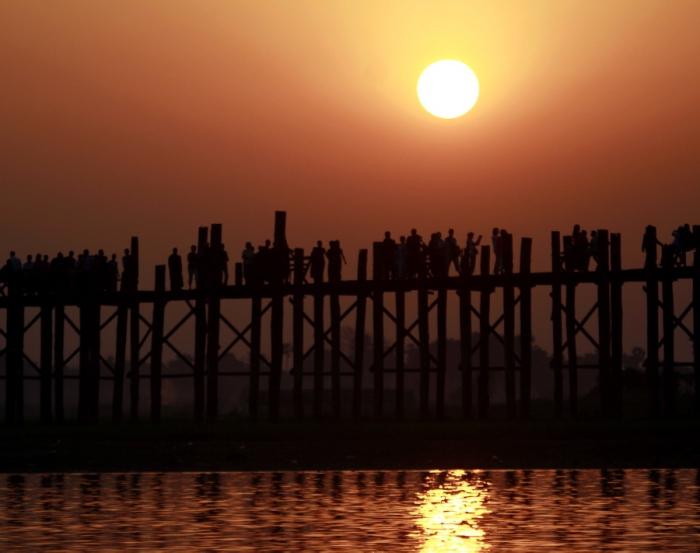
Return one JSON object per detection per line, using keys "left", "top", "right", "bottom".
{"left": 1, "top": 419, "right": 699, "bottom": 473}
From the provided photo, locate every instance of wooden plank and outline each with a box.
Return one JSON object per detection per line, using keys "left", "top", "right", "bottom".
{"left": 54, "top": 303, "right": 65, "bottom": 423}
{"left": 661, "top": 246, "right": 675, "bottom": 416}
{"left": 292, "top": 248, "right": 304, "bottom": 419}
{"left": 353, "top": 249, "right": 368, "bottom": 419}
{"left": 206, "top": 223, "right": 222, "bottom": 420}
{"left": 112, "top": 301, "right": 127, "bottom": 422}
{"left": 193, "top": 226, "right": 207, "bottom": 422}
{"left": 503, "top": 233, "right": 516, "bottom": 419}
{"left": 39, "top": 303, "right": 52, "bottom": 423}
{"left": 372, "top": 242, "right": 384, "bottom": 419}
{"left": 436, "top": 287, "right": 447, "bottom": 419}
{"left": 644, "top": 226, "right": 659, "bottom": 416}
{"left": 597, "top": 230, "right": 611, "bottom": 416}
{"left": 565, "top": 281, "right": 578, "bottom": 418}
{"left": 478, "top": 245, "right": 491, "bottom": 419}
{"left": 551, "top": 231, "right": 564, "bottom": 417}
{"left": 150, "top": 265, "right": 166, "bottom": 422}
{"left": 610, "top": 233, "right": 623, "bottom": 417}
{"left": 519, "top": 238, "right": 533, "bottom": 419}
{"left": 459, "top": 282, "right": 473, "bottom": 418}
{"left": 395, "top": 286, "right": 405, "bottom": 419}
{"left": 129, "top": 236, "right": 141, "bottom": 421}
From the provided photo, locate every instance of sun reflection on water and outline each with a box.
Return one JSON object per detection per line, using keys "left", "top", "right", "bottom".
{"left": 413, "top": 470, "right": 491, "bottom": 552}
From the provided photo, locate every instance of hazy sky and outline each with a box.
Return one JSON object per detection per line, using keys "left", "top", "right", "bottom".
{"left": 2, "top": 1, "right": 699, "bottom": 271}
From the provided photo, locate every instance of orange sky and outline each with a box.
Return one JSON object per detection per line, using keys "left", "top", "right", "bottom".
{"left": 2, "top": 1, "right": 699, "bottom": 272}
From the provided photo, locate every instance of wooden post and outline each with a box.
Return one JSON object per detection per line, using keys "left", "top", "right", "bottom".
{"left": 644, "top": 226, "right": 659, "bottom": 416}
{"left": 661, "top": 247, "right": 675, "bottom": 416}
{"left": 193, "top": 226, "right": 207, "bottom": 422}
{"left": 150, "top": 265, "right": 166, "bottom": 422}
{"left": 610, "top": 233, "right": 623, "bottom": 417}
{"left": 78, "top": 299, "right": 90, "bottom": 422}
{"left": 206, "top": 223, "right": 222, "bottom": 420}
{"left": 274, "top": 210, "right": 287, "bottom": 248}
{"left": 597, "top": 230, "right": 611, "bottom": 417}
{"left": 436, "top": 287, "right": 447, "bottom": 419}
{"left": 418, "top": 278, "right": 430, "bottom": 419}
{"left": 40, "top": 303, "right": 53, "bottom": 423}
{"left": 269, "top": 290, "right": 284, "bottom": 421}
{"left": 459, "top": 281, "right": 473, "bottom": 418}
{"left": 90, "top": 302, "right": 101, "bottom": 422}
{"left": 395, "top": 285, "right": 405, "bottom": 419}
{"left": 565, "top": 280, "right": 578, "bottom": 418}
{"left": 372, "top": 242, "right": 384, "bottom": 419}
{"left": 235, "top": 262, "right": 243, "bottom": 287}
{"left": 6, "top": 283, "right": 24, "bottom": 424}
{"left": 129, "top": 236, "right": 141, "bottom": 421}
{"left": 249, "top": 295, "right": 262, "bottom": 419}
{"left": 54, "top": 303, "right": 65, "bottom": 423}
{"left": 503, "top": 233, "right": 516, "bottom": 419}
{"left": 313, "top": 263, "right": 325, "bottom": 420}
{"left": 330, "top": 287, "right": 341, "bottom": 419}
{"left": 112, "top": 301, "right": 127, "bottom": 422}
{"left": 353, "top": 249, "right": 368, "bottom": 420}
{"left": 478, "top": 245, "right": 491, "bottom": 419}
{"left": 551, "top": 231, "right": 564, "bottom": 417}
{"left": 519, "top": 238, "right": 533, "bottom": 419}
{"left": 292, "top": 248, "right": 304, "bottom": 419}
{"left": 693, "top": 226, "right": 700, "bottom": 416}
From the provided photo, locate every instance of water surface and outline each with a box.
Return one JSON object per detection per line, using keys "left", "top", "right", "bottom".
{"left": 1, "top": 469, "right": 698, "bottom": 551}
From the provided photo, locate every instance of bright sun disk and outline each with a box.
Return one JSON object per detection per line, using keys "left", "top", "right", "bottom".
{"left": 417, "top": 60, "right": 479, "bottom": 119}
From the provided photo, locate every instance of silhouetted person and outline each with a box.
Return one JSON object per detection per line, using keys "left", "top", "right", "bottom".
{"left": 242, "top": 242, "right": 255, "bottom": 285}
{"left": 7, "top": 251, "right": 21, "bottom": 273}
{"left": 428, "top": 232, "right": 447, "bottom": 277}
{"left": 575, "top": 229, "right": 590, "bottom": 271}
{"left": 187, "top": 245, "right": 197, "bottom": 289}
{"left": 642, "top": 225, "right": 661, "bottom": 269}
{"left": 107, "top": 254, "right": 119, "bottom": 292}
{"left": 589, "top": 230, "right": 599, "bottom": 266}
{"left": 461, "top": 232, "right": 482, "bottom": 276}
{"left": 310, "top": 240, "right": 326, "bottom": 283}
{"left": 381, "top": 231, "right": 397, "bottom": 279}
{"left": 445, "top": 228, "right": 460, "bottom": 275}
{"left": 395, "top": 236, "right": 407, "bottom": 279}
{"left": 168, "top": 248, "right": 183, "bottom": 291}
{"left": 121, "top": 248, "right": 134, "bottom": 291}
{"left": 220, "top": 243, "right": 230, "bottom": 285}
{"left": 327, "top": 240, "right": 346, "bottom": 282}
{"left": 492, "top": 228, "right": 503, "bottom": 274}
{"left": 406, "top": 229, "right": 423, "bottom": 278}
{"left": 258, "top": 239, "right": 272, "bottom": 283}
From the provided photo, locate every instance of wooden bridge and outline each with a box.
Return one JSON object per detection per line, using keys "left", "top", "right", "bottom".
{"left": 2, "top": 212, "right": 699, "bottom": 424}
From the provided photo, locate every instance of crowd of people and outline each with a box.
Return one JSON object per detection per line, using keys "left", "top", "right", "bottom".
{"left": 0, "top": 249, "right": 136, "bottom": 295}
{"left": 561, "top": 225, "right": 602, "bottom": 272}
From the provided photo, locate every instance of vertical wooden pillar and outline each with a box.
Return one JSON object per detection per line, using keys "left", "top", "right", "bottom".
{"left": 292, "top": 249, "right": 305, "bottom": 419}
{"left": 193, "top": 226, "right": 207, "bottom": 422}
{"left": 54, "top": 303, "right": 65, "bottom": 423}
{"left": 503, "top": 233, "right": 516, "bottom": 419}
{"left": 40, "top": 303, "right": 53, "bottom": 423}
{"left": 6, "top": 284, "right": 24, "bottom": 424}
{"left": 249, "top": 295, "right": 262, "bottom": 419}
{"left": 234, "top": 262, "right": 243, "bottom": 286}
{"left": 551, "top": 231, "right": 564, "bottom": 417}
{"left": 395, "top": 286, "right": 405, "bottom": 419}
{"left": 597, "top": 230, "right": 611, "bottom": 417}
{"left": 274, "top": 210, "right": 287, "bottom": 247}
{"left": 693, "top": 226, "right": 700, "bottom": 416}
{"left": 565, "top": 280, "right": 578, "bottom": 418}
{"left": 330, "top": 288, "right": 341, "bottom": 419}
{"left": 129, "top": 236, "right": 141, "bottom": 421}
{"left": 610, "top": 233, "right": 623, "bottom": 416}
{"left": 313, "top": 265, "right": 325, "bottom": 420}
{"left": 436, "top": 287, "right": 447, "bottom": 419}
{"left": 418, "top": 280, "right": 430, "bottom": 419}
{"left": 478, "top": 246, "right": 491, "bottom": 419}
{"left": 112, "top": 301, "right": 127, "bottom": 422}
{"left": 270, "top": 290, "right": 284, "bottom": 421}
{"left": 90, "top": 303, "right": 101, "bottom": 422}
{"left": 644, "top": 227, "right": 659, "bottom": 416}
{"left": 150, "top": 265, "right": 166, "bottom": 422}
{"left": 661, "top": 248, "right": 675, "bottom": 416}
{"left": 353, "top": 249, "right": 368, "bottom": 420}
{"left": 459, "top": 282, "right": 473, "bottom": 418}
{"left": 372, "top": 242, "right": 384, "bottom": 419}
{"left": 78, "top": 299, "right": 90, "bottom": 422}
{"left": 519, "top": 238, "right": 533, "bottom": 419}
{"left": 206, "top": 224, "right": 222, "bottom": 420}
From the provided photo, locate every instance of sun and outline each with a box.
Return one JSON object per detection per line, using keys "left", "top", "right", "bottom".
{"left": 417, "top": 60, "right": 479, "bottom": 119}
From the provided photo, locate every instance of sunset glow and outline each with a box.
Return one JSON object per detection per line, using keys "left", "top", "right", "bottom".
{"left": 417, "top": 61, "right": 479, "bottom": 119}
